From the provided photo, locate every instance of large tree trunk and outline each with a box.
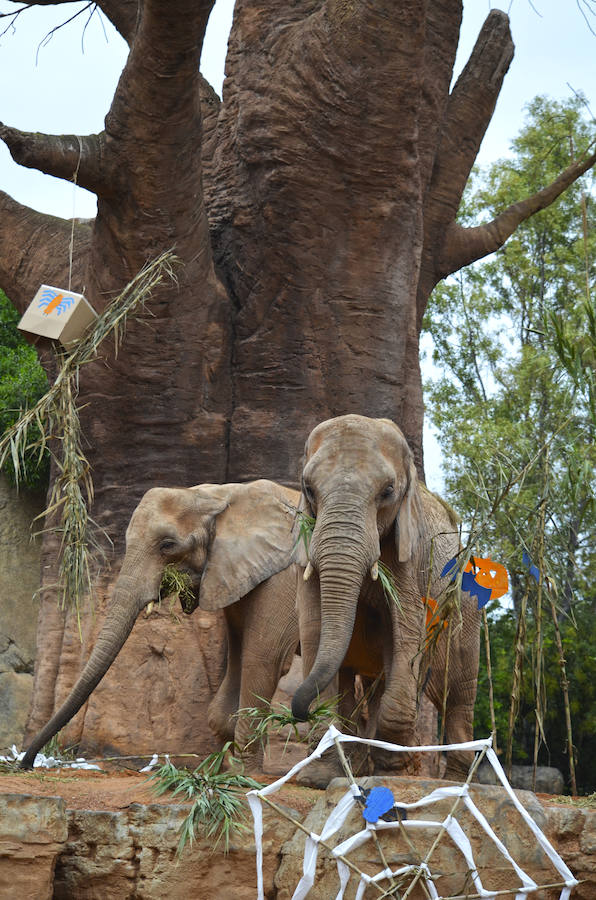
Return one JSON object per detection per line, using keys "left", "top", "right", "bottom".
{"left": 1, "top": 0, "right": 594, "bottom": 758}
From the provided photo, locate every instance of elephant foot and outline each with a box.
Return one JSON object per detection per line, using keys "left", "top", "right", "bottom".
{"left": 443, "top": 751, "right": 474, "bottom": 782}
{"left": 371, "top": 748, "right": 421, "bottom": 776}
{"left": 296, "top": 755, "right": 345, "bottom": 789}
{"left": 296, "top": 743, "right": 372, "bottom": 789}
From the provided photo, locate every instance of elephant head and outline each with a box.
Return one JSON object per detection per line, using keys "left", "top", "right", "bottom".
{"left": 21, "top": 479, "right": 298, "bottom": 768}
{"left": 291, "top": 414, "right": 426, "bottom": 721}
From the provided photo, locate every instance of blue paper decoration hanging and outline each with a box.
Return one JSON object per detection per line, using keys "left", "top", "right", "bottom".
{"left": 522, "top": 551, "right": 541, "bottom": 583}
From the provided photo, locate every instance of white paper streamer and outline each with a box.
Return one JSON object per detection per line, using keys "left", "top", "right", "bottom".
{"left": 248, "top": 728, "right": 577, "bottom": 900}
{"left": 333, "top": 859, "right": 350, "bottom": 900}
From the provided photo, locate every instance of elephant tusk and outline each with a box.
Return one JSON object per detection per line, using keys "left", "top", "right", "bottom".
{"left": 370, "top": 561, "right": 379, "bottom": 581}
{"left": 303, "top": 562, "right": 314, "bottom": 582}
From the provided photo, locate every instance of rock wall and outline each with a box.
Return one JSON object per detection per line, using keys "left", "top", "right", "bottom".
{"left": 0, "top": 780, "right": 594, "bottom": 900}
{"left": 0, "top": 475, "right": 44, "bottom": 750}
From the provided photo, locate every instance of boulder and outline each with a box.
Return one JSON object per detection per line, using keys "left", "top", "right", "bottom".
{"left": 53, "top": 799, "right": 296, "bottom": 900}
{"left": 275, "top": 776, "right": 594, "bottom": 899}
{"left": 0, "top": 794, "right": 67, "bottom": 900}
{"left": 478, "top": 762, "right": 566, "bottom": 795}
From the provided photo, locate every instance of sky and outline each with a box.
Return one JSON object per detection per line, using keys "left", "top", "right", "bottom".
{"left": 0, "top": 0, "right": 594, "bottom": 486}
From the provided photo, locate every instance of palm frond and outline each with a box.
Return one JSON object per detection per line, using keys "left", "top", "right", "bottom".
{"left": 148, "top": 744, "right": 261, "bottom": 854}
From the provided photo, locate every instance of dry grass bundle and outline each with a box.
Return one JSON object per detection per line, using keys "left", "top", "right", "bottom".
{"left": 0, "top": 251, "right": 178, "bottom": 620}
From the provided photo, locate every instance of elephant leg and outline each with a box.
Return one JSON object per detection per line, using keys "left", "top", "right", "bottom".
{"left": 232, "top": 579, "right": 299, "bottom": 773}
{"left": 425, "top": 618, "right": 480, "bottom": 781}
{"left": 208, "top": 612, "right": 242, "bottom": 744}
{"left": 372, "top": 651, "right": 422, "bottom": 775}
{"left": 442, "top": 701, "right": 476, "bottom": 780}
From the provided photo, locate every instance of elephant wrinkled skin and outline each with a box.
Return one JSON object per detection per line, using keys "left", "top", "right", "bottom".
{"left": 292, "top": 415, "right": 481, "bottom": 782}
{"left": 22, "top": 480, "right": 300, "bottom": 769}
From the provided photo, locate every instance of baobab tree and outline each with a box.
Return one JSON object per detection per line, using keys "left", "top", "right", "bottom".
{"left": 1, "top": 0, "right": 594, "bottom": 758}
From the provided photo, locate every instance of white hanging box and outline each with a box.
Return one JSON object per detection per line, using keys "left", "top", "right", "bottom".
{"left": 18, "top": 285, "right": 97, "bottom": 347}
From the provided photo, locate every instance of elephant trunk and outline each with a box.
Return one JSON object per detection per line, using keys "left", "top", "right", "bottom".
{"left": 292, "top": 501, "right": 374, "bottom": 721}
{"left": 21, "top": 574, "right": 147, "bottom": 769}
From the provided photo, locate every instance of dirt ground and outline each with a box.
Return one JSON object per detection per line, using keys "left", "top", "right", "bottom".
{"left": 0, "top": 765, "right": 320, "bottom": 816}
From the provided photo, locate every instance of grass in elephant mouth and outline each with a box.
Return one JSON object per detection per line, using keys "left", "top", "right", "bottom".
{"left": 158, "top": 564, "right": 196, "bottom": 615}
{"left": 377, "top": 561, "right": 403, "bottom": 612}
{"left": 294, "top": 508, "right": 316, "bottom": 555}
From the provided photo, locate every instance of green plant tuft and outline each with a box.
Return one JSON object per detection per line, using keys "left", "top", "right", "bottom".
{"left": 148, "top": 744, "right": 261, "bottom": 854}
{"left": 377, "top": 561, "right": 402, "bottom": 612}
{"left": 237, "top": 695, "right": 346, "bottom": 755}
{"left": 294, "top": 508, "right": 316, "bottom": 555}
{"left": 159, "top": 564, "right": 197, "bottom": 614}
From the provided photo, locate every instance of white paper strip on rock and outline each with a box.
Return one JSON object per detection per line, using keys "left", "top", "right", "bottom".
{"left": 247, "top": 726, "right": 578, "bottom": 900}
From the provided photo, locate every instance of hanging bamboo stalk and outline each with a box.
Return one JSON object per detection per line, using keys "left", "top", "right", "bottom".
{"left": 506, "top": 587, "right": 528, "bottom": 777}
{"left": 547, "top": 591, "right": 577, "bottom": 795}
{"left": 482, "top": 608, "right": 498, "bottom": 755}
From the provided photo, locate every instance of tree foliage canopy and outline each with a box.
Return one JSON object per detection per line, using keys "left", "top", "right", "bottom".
{"left": 0, "top": 289, "right": 48, "bottom": 490}
{"left": 424, "top": 94, "right": 596, "bottom": 792}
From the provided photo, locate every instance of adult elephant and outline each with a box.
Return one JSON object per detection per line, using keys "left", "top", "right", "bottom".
{"left": 22, "top": 480, "right": 300, "bottom": 769}
{"left": 292, "top": 415, "right": 481, "bottom": 781}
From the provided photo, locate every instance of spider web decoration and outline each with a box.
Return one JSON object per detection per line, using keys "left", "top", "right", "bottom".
{"left": 247, "top": 726, "right": 578, "bottom": 900}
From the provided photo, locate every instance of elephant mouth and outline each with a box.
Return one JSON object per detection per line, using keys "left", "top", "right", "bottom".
{"left": 158, "top": 565, "right": 202, "bottom": 614}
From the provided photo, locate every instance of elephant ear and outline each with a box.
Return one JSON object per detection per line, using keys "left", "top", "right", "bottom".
{"left": 196, "top": 480, "right": 301, "bottom": 611}
{"left": 395, "top": 459, "right": 425, "bottom": 562}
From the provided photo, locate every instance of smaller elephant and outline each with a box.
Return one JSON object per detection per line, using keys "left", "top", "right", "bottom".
{"left": 292, "top": 414, "right": 481, "bottom": 781}
{"left": 21, "top": 479, "right": 300, "bottom": 769}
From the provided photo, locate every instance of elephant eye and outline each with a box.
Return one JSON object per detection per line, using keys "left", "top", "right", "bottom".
{"left": 380, "top": 483, "right": 395, "bottom": 500}
{"left": 159, "top": 538, "right": 178, "bottom": 553}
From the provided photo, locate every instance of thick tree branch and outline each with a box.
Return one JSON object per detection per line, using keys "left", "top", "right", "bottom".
{"left": 106, "top": 0, "right": 216, "bottom": 158}
{"left": 418, "top": 0, "right": 463, "bottom": 190}
{"left": 0, "top": 124, "right": 105, "bottom": 193}
{"left": 95, "top": 0, "right": 139, "bottom": 43}
{"left": 430, "top": 10, "right": 514, "bottom": 221}
{"left": 440, "top": 144, "right": 596, "bottom": 276}
{"left": 0, "top": 190, "right": 91, "bottom": 316}
{"left": 416, "top": 9, "right": 514, "bottom": 325}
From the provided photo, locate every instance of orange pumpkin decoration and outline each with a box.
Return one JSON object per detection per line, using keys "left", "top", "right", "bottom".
{"left": 422, "top": 596, "right": 448, "bottom": 639}
{"left": 467, "top": 557, "right": 509, "bottom": 600}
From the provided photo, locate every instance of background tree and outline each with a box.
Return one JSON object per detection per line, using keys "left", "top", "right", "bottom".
{"left": 0, "top": 1, "right": 594, "bottom": 759}
{"left": 424, "top": 95, "right": 596, "bottom": 792}
{"left": 0, "top": 289, "right": 48, "bottom": 490}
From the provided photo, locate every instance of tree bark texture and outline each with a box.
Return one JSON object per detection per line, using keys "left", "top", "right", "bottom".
{"left": 1, "top": 0, "right": 593, "bottom": 757}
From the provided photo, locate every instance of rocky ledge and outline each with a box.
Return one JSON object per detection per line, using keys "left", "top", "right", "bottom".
{"left": 0, "top": 775, "right": 594, "bottom": 899}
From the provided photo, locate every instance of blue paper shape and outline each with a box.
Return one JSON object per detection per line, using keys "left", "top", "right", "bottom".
{"left": 442, "top": 557, "right": 492, "bottom": 609}
{"left": 441, "top": 557, "right": 458, "bottom": 579}
{"left": 362, "top": 786, "right": 395, "bottom": 823}
{"left": 460, "top": 569, "right": 492, "bottom": 609}
{"left": 523, "top": 551, "right": 541, "bottom": 583}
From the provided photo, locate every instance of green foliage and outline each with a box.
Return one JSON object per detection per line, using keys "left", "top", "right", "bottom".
{"left": 294, "top": 508, "right": 316, "bottom": 555}
{"left": 236, "top": 695, "right": 345, "bottom": 755}
{"left": 0, "top": 290, "right": 49, "bottom": 490}
{"left": 377, "top": 561, "right": 403, "bottom": 612}
{"left": 159, "top": 564, "right": 197, "bottom": 614}
{"left": 423, "top": 95, "right": 596, "bottom": 792}
{"left": 148, "top": 745, "right": 261, "bottom": 854}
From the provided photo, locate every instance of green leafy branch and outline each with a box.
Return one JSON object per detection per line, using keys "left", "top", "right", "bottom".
{"left": 0, "top": 251, "right": 179, "bottom": 619}
{"left": 148, "top": 744, "right": 261, "bottom": 854}
{"left": 236, "top": 695, "right": 345, "bottom": 756}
